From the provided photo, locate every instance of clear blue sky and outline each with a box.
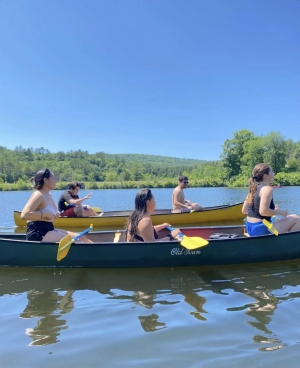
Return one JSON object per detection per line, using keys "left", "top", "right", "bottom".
{"left": 1, "top": 0, "right": 299, "bottom": 160}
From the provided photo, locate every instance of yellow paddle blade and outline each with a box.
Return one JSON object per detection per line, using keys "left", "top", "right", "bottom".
{"left": 57, "top": 235, "right": 75, "bottom": 261}
{"left": 92, "top": 206, "right": 102, "bottom": 212}
{"left": 262, "top": 219, "right": 279, "bottom": 236}
{"left": 181, "top": 236, "right": 209, "bottom": 250}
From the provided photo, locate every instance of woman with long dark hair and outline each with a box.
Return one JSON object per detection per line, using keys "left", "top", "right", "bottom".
{"left": 242, "top": 163, "right": 300, "bottom": 236}
{"left": 126, "top": 189, "right": 180, "bottom": 242}
{"left": 21, "top": 169, "right": 92, "bottom": 243}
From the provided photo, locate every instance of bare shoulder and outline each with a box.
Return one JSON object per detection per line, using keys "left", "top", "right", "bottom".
{"left": 139, "top": 217, "right": 152, "bottom": 227}
{"left": 173, "top": 186, "right": 181, "bottom": 194}
{"left": 29, "top": 191, "right": 43, "bottom": 201}
{"left": 261, "top": 186, "right": 273, "bottom": 194}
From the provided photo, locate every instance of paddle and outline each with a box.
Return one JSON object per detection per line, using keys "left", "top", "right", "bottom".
{"left": 166, "top": 226, "right": 209, "bottom": 250}
{"left": 57, "top": 224, "right": 93, "bottom": 261}
{"left": 64, "top": 202, "right": 102, "bottom": 212}
{"left": 262, "top": 219, "right": 279, "bottom": 236}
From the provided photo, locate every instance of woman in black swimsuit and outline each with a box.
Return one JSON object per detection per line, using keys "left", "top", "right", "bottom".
{"left": 126, "top": 189, "right": 180, "bottom": 242}
{"left": 21, "top": 168, "right": 92, "bottom": 243}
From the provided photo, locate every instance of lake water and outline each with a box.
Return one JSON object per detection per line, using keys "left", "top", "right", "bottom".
{"left": 1, "top": 187, "right": 300, "bottom": 367}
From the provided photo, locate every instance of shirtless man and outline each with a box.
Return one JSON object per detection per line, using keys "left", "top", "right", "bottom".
{"left": 172, "top": 175, "right": 203, "bottom": 212}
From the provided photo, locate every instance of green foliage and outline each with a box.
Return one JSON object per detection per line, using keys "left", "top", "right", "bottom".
{"left": 1, "top": 131, "right": 300, "bottom": 190}
{"left": 221, "top": 130, "right": 255, "bottom": 180}
{"left": 221, "top": 130, "right": 300, "bottom": 187}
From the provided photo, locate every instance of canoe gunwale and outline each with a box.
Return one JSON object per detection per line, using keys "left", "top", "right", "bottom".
{"left": 13, "top": 202, "right": 245, "bottom": 228}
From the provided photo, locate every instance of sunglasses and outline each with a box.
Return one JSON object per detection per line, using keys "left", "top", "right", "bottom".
{"left": 183, "top": 181, "right": 189, "bottom": 184}
{"left": 42, "top": 168, "right": 50, "bottom": 178}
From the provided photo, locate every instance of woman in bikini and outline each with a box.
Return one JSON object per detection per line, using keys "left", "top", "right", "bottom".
{"left": 21, "top": 169, "right": 92, "bottom": 243}
{"left": 126, "top": 188, "right": 180, "bottom": 242}
{"left": 242, "top": 163, "right": 300, "bottom": 236}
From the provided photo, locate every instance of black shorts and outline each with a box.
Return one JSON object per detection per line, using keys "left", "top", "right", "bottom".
{"left": 26, "top": 221, "right": 54, "bottom": 241}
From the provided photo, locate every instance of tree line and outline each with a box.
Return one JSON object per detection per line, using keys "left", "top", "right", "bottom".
{"left": 1, "top": 130, "right": 300, "bottom": 190}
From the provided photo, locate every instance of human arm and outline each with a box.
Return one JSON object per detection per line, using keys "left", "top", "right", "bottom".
{"left": 68, "top": 192, "right": 92, "bottom": 205}
{"left": 259, "top": 187, "right": 288, "bottom": 217}
{"left": 242, "top": 197, "right": 249, "bottom": 215}
{"left": 154, "top": 223, "right": 171, "bottom": 232}
{"left": 138, "top": 218, "right": 180, "bottom": 241}
{"left": 184, "top": 199, "right": 192, "bottom": 206}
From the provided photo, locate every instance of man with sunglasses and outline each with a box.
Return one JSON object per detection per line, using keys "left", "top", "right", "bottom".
{"left": 172, "top": 175, "right": 203, "bottom": 213}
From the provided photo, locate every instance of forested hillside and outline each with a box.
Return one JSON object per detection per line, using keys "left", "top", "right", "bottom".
{"left": 1, "top": 130, "right": 300, "bottom": 190}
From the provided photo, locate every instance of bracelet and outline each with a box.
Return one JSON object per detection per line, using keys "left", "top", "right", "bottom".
{"left": 40, "top": 210, "right": 43, "bottom": 219}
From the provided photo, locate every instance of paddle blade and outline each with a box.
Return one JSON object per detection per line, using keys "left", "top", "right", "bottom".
{"left": 92, "top": 206, "right": 102, "bottom": 212}
{"left": 57, "top": 235, "right": 75, "bottom": 261}
{"left": 181, "top": 236, "right": 209, "bottom": 250}
{"left": 263, "top": 219, "right": 279, "bottom": 236}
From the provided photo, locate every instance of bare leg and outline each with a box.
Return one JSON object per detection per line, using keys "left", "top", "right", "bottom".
{"left": 83, "top": 208, "right": 99, "bottom": 217}
{"left": 74, "top": 205, "right": 84, "bottom": 217}
{"left": 191, "top": 203, "right": 203, "bottom": 212}
{"left": 274, "top": 214, "right": 300, "bottom": 233}
{"left": 42, "top": 229, "right": 93, "bottom": 243}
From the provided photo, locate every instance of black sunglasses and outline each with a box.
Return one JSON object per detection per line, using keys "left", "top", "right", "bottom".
{"left": 183, "top": 181, "right": 189, "bottom": 184}
{"left": 42, "top": 168, "right": 50, "bottom": 178}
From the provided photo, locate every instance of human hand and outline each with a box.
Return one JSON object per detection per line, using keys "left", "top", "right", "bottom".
{"left": 278, "top": 209, "right": 288, "bottom": 217}
{"left": 185, "top": 200, "right": 192, "bottom": 205}
{"left": 171, "top": 229, "right": 182, "bottom": 239}
{"left": 54, "top": 212, "right": 61, "bottom": 219}
{"left": 162, "top": 223, "right": 171, "bottom": 228}
{"left": 84, "top": 193, "right": 92, "bottom": 200}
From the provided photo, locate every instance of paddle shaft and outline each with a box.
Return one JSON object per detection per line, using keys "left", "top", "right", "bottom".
{"left": 166, "top": 226, "right": 183, "bottom": 237}
{"left": 59, "top": 226, "right": 93, "bottom": 252}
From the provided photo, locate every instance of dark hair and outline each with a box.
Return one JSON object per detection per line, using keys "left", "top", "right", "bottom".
{"left": 247, "top": 163, "right": 272, "bottom": 204}
{"left": 30, "top": 169, "right": 52, "bottom": 190}
{"left": 68, "top": 181, "right": 81, "bottom": 190}
{"left": 179, "top": 175, "right": 188, "bottom": 182}
{"left": 127, "top": 189, "right": 153, "bottom": 241}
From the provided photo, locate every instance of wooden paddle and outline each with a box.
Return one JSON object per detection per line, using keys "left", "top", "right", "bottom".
{"left": 64, "top": 201, "right": 102, "bottom": 213}
{"left": 57, "top": 224, "right": 93, "bottom": 262}
{"left": 262, "top": 219, "right": 279, "bottom": 236}
{"left": 167, "top": 226, "right": 209, "bottom": 250}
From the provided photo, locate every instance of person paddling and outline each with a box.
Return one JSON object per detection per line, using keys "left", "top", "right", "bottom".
{"left": 126, "top": 189, "right": 180, "bottom": 242}
{"left": 242, "top": 163, "right": 300, "bottom": 236}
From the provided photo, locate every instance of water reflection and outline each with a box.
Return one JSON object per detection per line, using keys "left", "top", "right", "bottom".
{"left": 20, "top": 289, "right": 74, "bottom": 346}
{"left": 1, "top": 261, "right": 300, "bottom": 350}
{"left": 138, "top": 314, "right": 166, "bottom": 332}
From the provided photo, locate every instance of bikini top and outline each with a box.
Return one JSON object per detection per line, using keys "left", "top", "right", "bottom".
{"left": 134, "top": 229, "right": 159, "bottom": 242}
{"left": 42, "top": 203, "right": 58, "bottom": 216}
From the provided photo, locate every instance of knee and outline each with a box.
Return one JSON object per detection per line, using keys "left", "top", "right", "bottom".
{"left": 289, "top": 214, "right": 300, "bottom": 219}
{"left": 75, "top": 205, "right": 84, "bottom": 217}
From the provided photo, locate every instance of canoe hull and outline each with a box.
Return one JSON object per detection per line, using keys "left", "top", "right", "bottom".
{"left": 13, "top": 202, "right": 245, "bottom": 228}
{"left": 1, "top": 226, "right": 300, "bottom": 268}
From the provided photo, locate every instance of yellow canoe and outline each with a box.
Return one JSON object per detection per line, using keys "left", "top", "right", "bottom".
{"left": 13, "top": 202, "right": 244, "bottom": 228}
